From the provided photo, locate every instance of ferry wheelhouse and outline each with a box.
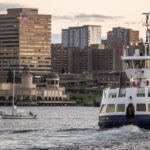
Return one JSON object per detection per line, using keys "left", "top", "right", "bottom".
{"left": 98, "top": 13, "right": 150, "bottom": 129}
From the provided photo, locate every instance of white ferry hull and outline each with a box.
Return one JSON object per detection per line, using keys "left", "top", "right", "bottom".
{"left": 98, "top": 114, "right": 150, "bottom": 129}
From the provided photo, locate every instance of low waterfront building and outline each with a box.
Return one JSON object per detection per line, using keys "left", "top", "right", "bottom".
{"left": 0, "top": 68, "right": 68, "bottom": 105}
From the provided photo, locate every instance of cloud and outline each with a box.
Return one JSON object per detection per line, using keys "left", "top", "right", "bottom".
{"left": 75, "top": 13, "right": 122, "bottom": 19}
{"left": 53, "top": 13, "right": 123, "bottom": 21}
{"left": 124, "top": 21, "right": 141, "bottom": 25}
{"left": 53, "top": 15, "right": 72, "bottom": 20}
{"left": 0, "top": 2, "right": 25, "bottom": 12}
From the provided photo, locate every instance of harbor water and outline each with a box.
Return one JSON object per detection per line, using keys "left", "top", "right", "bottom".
{"left": 0, "top": 106, "right": 150, "bottom": 150}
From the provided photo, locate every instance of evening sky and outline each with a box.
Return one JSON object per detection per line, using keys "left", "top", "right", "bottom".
{"left": 0, "top": 0, "right": 149, "bottom": 43}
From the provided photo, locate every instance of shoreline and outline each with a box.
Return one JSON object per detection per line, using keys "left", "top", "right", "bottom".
{"left": 0, "top": 100, "right": 100, "bottom": 107}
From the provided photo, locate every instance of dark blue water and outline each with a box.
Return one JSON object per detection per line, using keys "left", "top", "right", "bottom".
{"left": 0, "top": 107, "right": 149, "bottom": 150}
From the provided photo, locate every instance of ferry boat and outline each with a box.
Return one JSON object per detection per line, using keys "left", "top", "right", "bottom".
{"left": 98, "top": 13, "right": 150, "bottom": 129}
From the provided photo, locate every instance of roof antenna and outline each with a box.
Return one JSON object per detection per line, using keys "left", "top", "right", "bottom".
{"left": 142, "top": 13, "right": 150, "bottom": 55}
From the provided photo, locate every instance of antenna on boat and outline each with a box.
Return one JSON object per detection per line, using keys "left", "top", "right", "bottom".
{"left": 142, "top": 13, "right": 150, "bottom": 55}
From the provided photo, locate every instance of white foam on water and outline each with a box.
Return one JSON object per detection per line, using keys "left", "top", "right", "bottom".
{"left": 0, "top": 139, "right": 18, "bottom": 149}
{"left": 118, "top": 125, "right": 143, "bottom": 133}
{"left": 101, "top": 125, "right": 143, "bottom": 136}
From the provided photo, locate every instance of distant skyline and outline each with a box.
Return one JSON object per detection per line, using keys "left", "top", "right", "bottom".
{"left": 0, "top": 0, "right": 150, "bottom": 43}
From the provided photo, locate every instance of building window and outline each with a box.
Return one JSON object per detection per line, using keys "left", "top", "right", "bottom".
{"left": 117, "top": 104, "right": 125, "bottom": 112}
{"left": 51, "top": 80, "right": 54, "bottom": 85}
{"left": 136, "top": 104, "right": 146, "bottom": 112}
{"left": 107, "top": 104, "right": 115, "bottom": 113}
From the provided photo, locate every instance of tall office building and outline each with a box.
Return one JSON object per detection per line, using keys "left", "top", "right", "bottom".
{"left": 0, "top": 8, "right": 51, "bottom": 79}
{"left": 62, "top": 25, "right": 101, "bottom": 49}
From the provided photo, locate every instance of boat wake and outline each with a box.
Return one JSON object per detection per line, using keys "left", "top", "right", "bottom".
{"left": 102, "top": 125, "right": 143, "bottom": 134}
{"left": 58, "top": 128, "right": 97, "bottom": 132}
{"left": 54, "top": 125, "right": 147, "bottom": 150}
{"left": 12, "top": 129, "right": 40, "bottom": 134}
{"left": 58, "top": 125, "right": 143, "bottom": 134}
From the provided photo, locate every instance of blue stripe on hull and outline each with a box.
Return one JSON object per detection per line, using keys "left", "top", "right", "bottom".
{"left": 98, "top": 115, "right": 150, "bottom": 129}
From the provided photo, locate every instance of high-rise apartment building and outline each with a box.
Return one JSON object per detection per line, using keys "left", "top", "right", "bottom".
{"left": 107, "top": 27, "right": 139, "bottom": 48}
{"left": 0, "top": 8, "right": 51, "bottom": 79}
{"left": 51, "top": 44, "right": 68, "bottom": 73}
{"left": 51, "top": 44, "right": 88, "bottom": 74}
{"left": 68, "top": 48, "right": 88, "bottom": 73}
{"left": 62, "top": 25, "right": 101, "bottom": 49}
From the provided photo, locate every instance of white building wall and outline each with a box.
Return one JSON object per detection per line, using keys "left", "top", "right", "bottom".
{"left": 88, "top": 26, "right": 101, "bottom": 46}
{"left": 42, "top": 87, "right": 66, "bottom": 99}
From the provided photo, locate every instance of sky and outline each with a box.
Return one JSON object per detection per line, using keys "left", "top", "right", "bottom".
{"left": 0, "top": 0, "right": 150, "bottom": 43}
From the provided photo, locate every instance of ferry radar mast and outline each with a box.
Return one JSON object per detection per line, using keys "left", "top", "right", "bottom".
{"left": 143, "top": 13, "right": 150, "bottom": 55}
{"left": 121, "top": 13, "right": 150, "bottom": 87}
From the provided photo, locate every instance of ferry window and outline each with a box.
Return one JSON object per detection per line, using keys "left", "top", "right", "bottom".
{"left": 109, "top": 89, "right": 117, "bottom": 98}
{"left": 134, "top": 60, "right": 145, "bottom": 69}
{"left": 107, "top": 104, "right": 115, "bottom": 113}
{"left": 109, "top": 93, "right": 116, "bottom": 98}
{"left": 141, "top": 60, "right": 145, "bottom": 68}
{"left": 119, "top": 88, "right": 126, "bottom": 97}
{"left": 125, "top": 61, "right": 133, "bottom": 69}
{"left": 146, "top": 60, "right": 150, "bottom": 68}
{"left": 100, "top": 104, "right": 106, "bottom": 113}
{"left": 148, "top": 88, "right": 150, "bottom": 97}
{"left": 117, "top": 104, "right": 125, "bottom": 112}
{"left": 136, "top": 104, "right": 146, "bottom": 111}
{"left": 137, "top": 88, "right": 145, "bottom": 97}
{"left": 148, "top": 104, "right": 150, "bottom": 112}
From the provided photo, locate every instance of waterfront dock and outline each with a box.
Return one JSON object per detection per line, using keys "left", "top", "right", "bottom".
{"left": 0, "top": 100, "right": 76, "bottom": 106}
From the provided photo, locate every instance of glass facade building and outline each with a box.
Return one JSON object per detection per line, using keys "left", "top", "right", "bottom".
{"left": 0, "top": 8, "right": 51, "bottom": 77}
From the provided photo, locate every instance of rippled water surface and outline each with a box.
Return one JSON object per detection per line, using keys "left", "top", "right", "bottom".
{"left": 0, "top": 106, "right": 150, "bottom": 150}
